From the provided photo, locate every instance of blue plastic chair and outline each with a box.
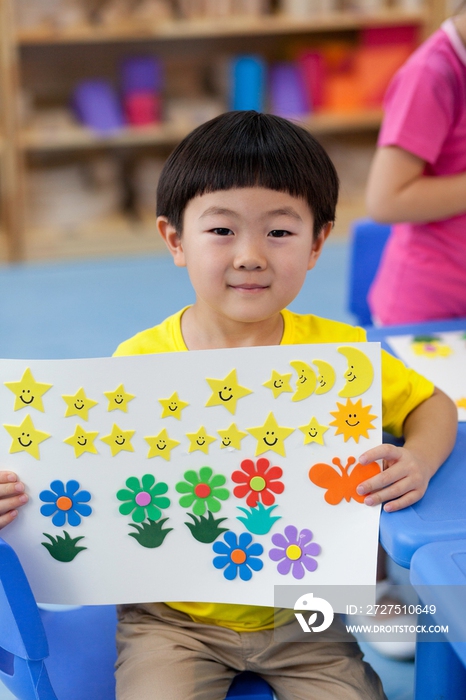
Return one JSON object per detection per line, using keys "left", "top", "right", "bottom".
{"left": 0, "top": 537, "right": 273, "bottom": 700}
{"left": 410, "top": 539, "right": 466, "bottom": 700}
{"left": 347, "top": 218, "right": 391, "bottom": 327}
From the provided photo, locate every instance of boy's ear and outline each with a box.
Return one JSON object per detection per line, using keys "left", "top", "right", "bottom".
{"left": 157, "top": 216, "right": 186, "bottom": 267}
{"left": 307, "top": 222, "right": 332, "bottom": 271}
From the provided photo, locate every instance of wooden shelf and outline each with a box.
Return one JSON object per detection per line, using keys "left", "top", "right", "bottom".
{"left": 21, "top": 110, "right": 383, "bottom": 153}
{"left": 16, "top": 9, "right": 427, "bottom": 46}
{"left": 23, "top": 213, "right": 167, "bottom": 261}
{"left": 20, "top": 121, "right": 191, "bottom": 152}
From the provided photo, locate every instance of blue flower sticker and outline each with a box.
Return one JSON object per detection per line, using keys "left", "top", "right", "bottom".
{"left": 39, "top": 480, "right": 92, "bottom": 527}
{"left": 212, "top": 531, "right": 263, "bottom": 581}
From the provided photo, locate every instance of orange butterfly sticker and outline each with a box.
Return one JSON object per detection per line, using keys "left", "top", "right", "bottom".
{"left": 308, "top": 456, "right": 380, "bottom": 505}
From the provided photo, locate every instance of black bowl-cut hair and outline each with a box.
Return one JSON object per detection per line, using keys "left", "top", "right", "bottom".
{"left": 156, "top": 110, "right": 339, "bottom": 239}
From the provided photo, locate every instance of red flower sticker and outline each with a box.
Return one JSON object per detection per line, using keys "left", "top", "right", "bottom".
{"left": 232, "top": 457, "right": 284, "bottom": 507}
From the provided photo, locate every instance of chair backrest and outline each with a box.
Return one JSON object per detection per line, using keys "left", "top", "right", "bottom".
{"left": 0, "top": 537, "right": 273, "bottom": 700}
{"left": 0, "top": 537, "right": 57, "bottom": 700}
{"left": 347, "top": 218, "right": 391, "bottom": 327}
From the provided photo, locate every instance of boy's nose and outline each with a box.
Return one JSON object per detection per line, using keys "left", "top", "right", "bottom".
{"left": 233, "top": 241, "right": 267, "bottom": 270}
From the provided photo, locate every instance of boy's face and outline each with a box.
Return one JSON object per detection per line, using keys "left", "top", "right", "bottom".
{"left": 158, "top": 187, "right": 330, "bottom": 332}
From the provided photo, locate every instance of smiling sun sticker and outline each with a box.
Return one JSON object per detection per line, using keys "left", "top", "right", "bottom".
{"left": 329, "top": 398, "right": 377, "bottom": 443}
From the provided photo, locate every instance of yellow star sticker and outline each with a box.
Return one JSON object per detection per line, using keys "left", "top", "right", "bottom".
{"left": 62, "top": 387, "right": 98, "bottom": 421}
{"left": 145, "top": 428, "right": 180, "bottom": 461}
{"left": 3, "top": 414, "right": 51, "bottom": 460}
{"left": 104, "top": 384, "right": 135, "bottom": 413}
{"left": 64, "top": 424, "right": 99, "bottom": 457}
{"left": 205, "top": 369, "right": 252, "bottom": 414}
{"left": 186, "top": 426, "right": 216, "bottom": 454}
{"left": 100, "top": 424, "right": 135, "bottom": 456}
{"left": 263, "top": 370, "right": 293, "bottom": 399}
{"left": 456, "top": 398, "right": 466, "bottom": 410}
{"left": 159, "top": 391, "right": 189, "bottom": 420}
{"left": 299, "top": 417, "right": 329, "bottom": 446}
{"left": 217, "top": 423, "right": 248, "bottom": 450}
{"left": 247, "top": 412, "right": 294, "bottom": 457}
{"left": 5, "top": 367, "right": 52, "bottom": 413}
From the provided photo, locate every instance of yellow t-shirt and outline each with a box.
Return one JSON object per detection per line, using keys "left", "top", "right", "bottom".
{"left": 114, "top": 307, "right": 434, "bottom": 631}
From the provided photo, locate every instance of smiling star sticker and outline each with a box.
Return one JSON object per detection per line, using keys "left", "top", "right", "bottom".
{"left": 217, "top": 423, "right": 248, "bottom": 450}
{"left": 5, "top": 368, "right": 52, "bottom": 413}
{"left": 64, "top": 424, "right": 99, "bottom": 457}
{"left": 186, "top": 426, "right": 216, "bottom": 454}
{"left": 62, "top": 387, "right": 98, "bottom": 421}
{"left": 100, "top": 424, "right": 135, "bottom": 456}
{"left": 263, "top": 370, "right": 293, "bottom": 399}
{"left": 299, "top": 417, "right": 329, "bottom": 446}
{"left": 104, "top": 384, "right": 135, "bottom": 413}
{"left": 159, "top": 391, "right": 189, "bottom": 420}
{"left": 205, "top": 370, "right": 252, "bottom": 415}
{"left": 4, "top": 414, "right": 51, "bottom": 460}
{"left": 145, "top": 428, "right": 180, "bottom": 461}
{"left": 247, "top": 412, "right": 294, "bottom": 457}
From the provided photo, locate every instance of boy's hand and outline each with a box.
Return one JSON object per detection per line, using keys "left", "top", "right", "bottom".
{"left": 0, "top": 471, "right": 28, "bottom": 528}
{"left": 356, "top": 388, "right": 457, "bottom": 513}
{"left": 356, "top": 444, "right": 431, "bottom": 513}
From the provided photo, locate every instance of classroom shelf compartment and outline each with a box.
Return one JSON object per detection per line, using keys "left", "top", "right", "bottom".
{"left": 20, "top": 108, "right": 383, "bottom": 153}
{"left": 16, "top": 9, "right": 428, "bottom": 45}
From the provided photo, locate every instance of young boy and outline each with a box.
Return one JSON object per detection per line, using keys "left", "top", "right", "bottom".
{"left": 0, "top": 111, "right": 457, "bottom": 699}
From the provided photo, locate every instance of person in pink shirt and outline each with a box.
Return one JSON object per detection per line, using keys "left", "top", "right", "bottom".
{"left": 366, "top": 7, "right": 466, "bottom": 325}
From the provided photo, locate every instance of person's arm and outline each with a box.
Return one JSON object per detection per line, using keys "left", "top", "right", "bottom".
{"left": 0, "top": 472, "right": 28, "bottom": 529}
{"left": 366, "top": 145, "right": 466, "bottom": 223}
{"left": 356, "top": 387, "right": 457, "bottom": 512}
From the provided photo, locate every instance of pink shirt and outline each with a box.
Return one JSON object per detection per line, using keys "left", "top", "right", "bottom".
{"left": 369, "top": 19, "right": 466, "bottom": 324}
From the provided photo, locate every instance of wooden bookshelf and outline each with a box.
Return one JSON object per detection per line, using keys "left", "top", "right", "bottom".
{"left": 16, "top": 9, "right": 428, "bottom": 45}
{"left": 0, "top": 0, "right": 447, "bottom": 261}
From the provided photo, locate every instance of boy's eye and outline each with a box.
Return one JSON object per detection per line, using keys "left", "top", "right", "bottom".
{"left": 269, "top": 230, "right": 291, "bottom": 238}
{"left": 211, "top": 228, "right": 233, "bottom": 236}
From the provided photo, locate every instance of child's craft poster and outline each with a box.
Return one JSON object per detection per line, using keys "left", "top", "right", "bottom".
{"left": 0, "top": 343, "right": 382, "bottom": 610}
{"left": 386, "top": 331, "right": 466, "bottom": 422}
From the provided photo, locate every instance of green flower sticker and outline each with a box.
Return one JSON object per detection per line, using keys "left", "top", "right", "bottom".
{"left": 117, "top": 474, "right": 170, "bottom": 523}
{"left": 176, "top": 466, "right": 229, "bottom": 516}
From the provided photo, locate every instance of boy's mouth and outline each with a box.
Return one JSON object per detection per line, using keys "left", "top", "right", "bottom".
{"left": 230, "top": 284, "right": 268, "bottom": 292}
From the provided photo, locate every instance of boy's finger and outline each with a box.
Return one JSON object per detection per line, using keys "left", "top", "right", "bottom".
{"left": 0, "top": 481, "right": 26, "bottom": 497}
{"left": 383, "top": 491, "right": 419, "bottom": 512}
{"left": 359, "top": 444, "right": 402, "bottom": 465}
{"left": 362, "top": 478, "right": 409, "bottom": 506}
{"left": 0, "top": 509, "right": 19, "bottom": 530}
{"left": 0, "top": 471, "right": 20, "bottom": 484}
{"left": 0, "top": 493, "right": 28, "bottom": 514}
{"left": 356, "top": 463, "right": 404, "bottom": 496}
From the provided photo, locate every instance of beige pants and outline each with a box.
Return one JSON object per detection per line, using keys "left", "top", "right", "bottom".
{"left": 115, "top": 603, "right": 387, "bottom": 700}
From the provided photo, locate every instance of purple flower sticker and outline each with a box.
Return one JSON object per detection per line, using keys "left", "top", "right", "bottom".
{"left": 269, "top": 525, "right": 321, "bottom": 579}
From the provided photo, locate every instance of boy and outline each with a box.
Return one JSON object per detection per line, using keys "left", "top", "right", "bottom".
{"left": 0, "top": 111, "right": 457, "bottom": 699}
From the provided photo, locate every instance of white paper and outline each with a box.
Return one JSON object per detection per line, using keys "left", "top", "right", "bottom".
{"left": 386, "top": 331, "right": 466, "bottom": 422}
{"left": 0, "top": 343, "right": 382, "bottom": 609}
